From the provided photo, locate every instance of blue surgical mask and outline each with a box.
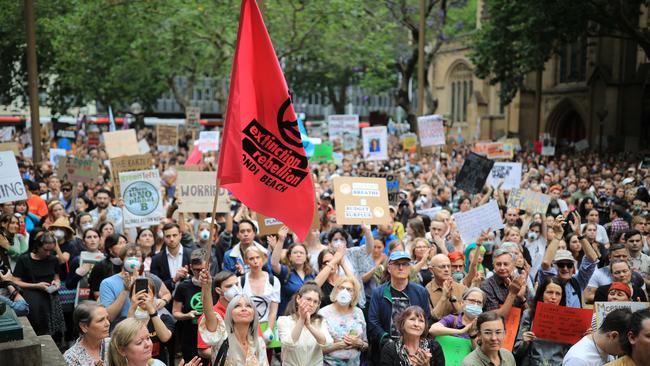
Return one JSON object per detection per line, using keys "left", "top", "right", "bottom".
{"left": 199, "top": 229, "right": 210, "bottom": 241}
{"left": 332, "top": 238, "right": 345, "bottom": 249}
{"left": 527, "top": 232, "right": 539, "bottom": 241}
{"left": 452, "top": 271, "right": 465, "bottom": 282}
{"left": 464, "top": 303, "right": 483, "bottom": 317}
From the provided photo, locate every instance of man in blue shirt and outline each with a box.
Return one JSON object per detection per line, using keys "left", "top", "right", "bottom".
{"left": 359, "top": 223, "right": 398, "bottom": 255}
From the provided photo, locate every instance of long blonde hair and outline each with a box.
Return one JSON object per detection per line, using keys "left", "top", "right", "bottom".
{"left": 108, "top": 318, "right": 155, "bottom": 366}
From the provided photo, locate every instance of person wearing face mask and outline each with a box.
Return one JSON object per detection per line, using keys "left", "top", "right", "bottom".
{"left": 65, "top": 228, "right": 104, "bottom": 292}
{"left": 522, "top": 221, "right": 546, "bottom": 279}
{"left": 429, "top": 287, "right": 485, "bottom": 343}
{"left": 48, "top": 216, "right": 82, "bottom": 281}
{"left": 98, "top": 244, "right": 171, "bottom": 325}
{"left": 198, "top": 214, "right": 234, "bottom": 277}
{"left": 88, "top": 233, "right": 126, "bottom": 300}
{"left": 319, "top": 276, "right": 368, "bottom": 366}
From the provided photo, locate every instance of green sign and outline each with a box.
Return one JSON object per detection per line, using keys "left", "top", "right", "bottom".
{"left": 311, "top": 142, "right": 333, "bottom": 162}
{"left": 435, "top": 335, "right": 473, "bottom": 366}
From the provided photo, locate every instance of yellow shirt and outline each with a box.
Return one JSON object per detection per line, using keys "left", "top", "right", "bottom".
{"left": 605, "top": 356, "right": 637, "bottom": 366}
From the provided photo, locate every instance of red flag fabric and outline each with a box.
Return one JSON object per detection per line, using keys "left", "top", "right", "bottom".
{"left": 185, "top": 145, "right": 202, "bottom": 166}
{"left": 218, "top": 0, "right": 315, "bottom": 241}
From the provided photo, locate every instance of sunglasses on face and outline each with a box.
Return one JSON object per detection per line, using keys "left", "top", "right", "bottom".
{"left": 556, "top": 262, "right": 574, "bottom": 269}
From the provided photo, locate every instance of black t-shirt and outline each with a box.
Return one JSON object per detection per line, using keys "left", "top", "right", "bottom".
{"left": 13, "top": 252, "right": 59, "bottom": 284}
{"left": 173, "top": 279, "right": 216, "bottom": 354}
{"left": 88, "top": 259, "right": 121, "bottom": 298}
{"left": 321, "top": 281, "right": 334, "bottom": 308}
{"left": 389, "top": 286, "right": 410, "bottom": 340}
{"left": 58, "top": 238, "right": 82, "bottom": 281}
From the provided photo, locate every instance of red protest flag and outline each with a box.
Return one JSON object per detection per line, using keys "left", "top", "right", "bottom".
{"left": 185, "top": 145, "right": 202, "bottom": 166}
{"left": 218, "top": 0, "right": 315, "bottom": 241}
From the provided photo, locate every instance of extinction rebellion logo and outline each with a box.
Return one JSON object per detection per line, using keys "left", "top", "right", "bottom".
{"left": 241, "top": 97, "right": 309, "bottom": 193}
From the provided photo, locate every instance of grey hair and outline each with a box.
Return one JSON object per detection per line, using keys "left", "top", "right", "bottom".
{"left": 492, "top": 248, "right": 515, "bottom": 261}
{"left": 462, "top": 287, "right": 485, "bottom": 301}
{"left": 73, "top": 301, "right": 105, "bottom": 337}
{"left": 223, "top": 294, "right": 263, "bottom": 361}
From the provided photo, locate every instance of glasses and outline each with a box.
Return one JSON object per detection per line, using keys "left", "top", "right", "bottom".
{"left": 556, "top": 262, "right": 574, "bottom": 269}
{"left": 62, "top": 188, "right": 72, "bottom": 192}
{"left": 433, "top": 264, "right": 451, "bottom": 269}
{"left": 465, "top": 299, "right": 483, "bottom": 306}
{"left": 389, "top": 262, "right": 410, "bottom": 268}
{"left": 190, "top": 267, "right": 203, "bottom": 273}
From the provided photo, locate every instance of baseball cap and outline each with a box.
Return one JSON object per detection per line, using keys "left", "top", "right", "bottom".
{"left": 388, "top": 251, "right": 411, "bottom": 262}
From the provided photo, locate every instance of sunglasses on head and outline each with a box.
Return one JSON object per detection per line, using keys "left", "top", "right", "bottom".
{"left": 556, "top": 261, "right": 574, "bottom": 269}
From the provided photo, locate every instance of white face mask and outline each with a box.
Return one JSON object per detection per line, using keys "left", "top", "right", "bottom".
{"left": 81, "top": 223, "right": 93, "bottom": 232}
{"left": 53, "top": 229, "right": 66, "bottom": 240}
{"left": 336, "top": 289, "right": 352, "bottom": 306}
{"left": 110, "top": 257, "right": 123, "bottom": 266}
{"left": 199, "top": 229, "right": 210, "bottom": 241}
{"left": 528, "top": 232, "right": 539, "bottom": 241}
{"left": 332, "top": 238, "right": 345, "bottom": 249}
{"left": 223, "top": 285, "right": 241, "bottom": 302}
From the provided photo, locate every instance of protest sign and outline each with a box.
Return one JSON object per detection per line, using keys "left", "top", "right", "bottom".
{"left": 327, "top": 115, "right": 359, "bottom": 138}
{"left": 594, "top": 302, "right": 650, "bottom": 329}
{"left": 502, "top": 306, "right": 522, "bottom": 351}
{"left": 452, "top": 200, "right": 505, "bottom": 244}
{"left": 540, "top": 133, "right": 556, "bottom": 156}
{"left": 58, "top": 157, "right": 100, "bottom": 184}
{"left": 333, "top": 176, "right": 391, "bottom": 225}
{"left": 0, "top": 127, "right": 14, "bottom": 142}
{"left": 185, "top": 106, "right": 201, "bottom": 125}
{"left": 341, "top": 134, "right": 358, "bottom": 151}
{"left": 417, "top": 114, "right": 445, "bottom": 147}
{"left": 417, "top": 207, "right": 443, "bottom": 218}
{"left": 22, "top": 147, "right": 32, "bottom": 158}
{"left": 56, "top": 129, "right": 76, "bottom": 139}
{"left": 156, "top": 125, "right": 178, "bottom": 152}
{"left": 311, "top": 142, "right": 333, "bottom": 162}
{"left": 0, "top": 151, "right": 27, "bottom": 204}
{"left": 138, "top": 139, "right": 151, "bottom": 154}
{"left": 104, "top": 129, "right": 139, "bottom": 158}
{"left": 0, "top": 142, "right": 20, "bottom": 156}
{"left": 507, "top": 188, "right": 552, "bottom": 214}
{"left": 503, "top": 138, "right": 521, "bottom": 151}
{"left": 357, "top": 170, "right": 400, "bottom": 205}
{"left": 455, "top": 152, "right": 494, "bottom": 194}
{"left": 49, "top": 148, "right": 67, "bottom": 167}
{"left": 487, "top": 162, "right": 522, "bottom": 190}
{"left": 531, "top": 302, "right": 593, "bottom": 345}
{"left": 435, "top": 336, "right": 472, "bottom": 366}
{"left": 486, "top": 142, "right": 512, "bottom": 159}
{"left": 256, "top": 208, "right": 319, "bottom": 236}
{"left": 198, "top": 131, "right": 220, "bottom": 153}
{"left": 109, "top": 154, "right": 152, "bottom": 199}
{"left": 473, "top": 141, "right": 490, "bottom": 156}
{"left": 401, "top": 133, "right": 417, "bottom": 152}
{"left": 362, "top": 126, "right": 388, "bottom": 161}
{"left": 176, "top": 171, "right": 229, "bottom": 213}
{"left": 119, "top": 170, "right": 164, "bottom": 228}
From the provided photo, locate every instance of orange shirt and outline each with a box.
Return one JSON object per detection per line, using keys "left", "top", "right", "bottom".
{"left": 27, "top": 194, "right": 48, "bottom": 218}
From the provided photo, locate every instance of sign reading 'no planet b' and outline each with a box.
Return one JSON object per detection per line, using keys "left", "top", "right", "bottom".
{"left": 119, "top": 169, "right": 164, "bottom": 228}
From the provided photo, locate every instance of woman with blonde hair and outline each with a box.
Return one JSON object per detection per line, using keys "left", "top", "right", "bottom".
{"left": 198, "top": 268, "right": 268, "bottom": 366}
{"left": 319, "top": 276, "right": 367, "bottom": 366}
{"left": 108, "top": 318, "right": 200, "bottom": 366}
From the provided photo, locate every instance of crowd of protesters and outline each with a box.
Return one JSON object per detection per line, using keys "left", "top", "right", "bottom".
{"left": 0, "top": 123, "right": 649, "bottom": 366}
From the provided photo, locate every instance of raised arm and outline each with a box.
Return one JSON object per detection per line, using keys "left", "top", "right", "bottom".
{"left": 541, "top": 219, "right": 563, "bottom": 271}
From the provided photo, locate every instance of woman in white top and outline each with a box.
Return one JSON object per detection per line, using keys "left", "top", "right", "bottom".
{"left": 198, "top": 267, "right": 268, "bottom": 366}
{"left": 277, "top": 282, "right": 333, "bottom": 366}
{"left": 319, "top": 276, "right": 368, "bottom": 366}
{"left": 241, "top": 245, "right": 281, "bottom": 343}
{"left": 583, "top": 209, "right": 610, "bottom": 245}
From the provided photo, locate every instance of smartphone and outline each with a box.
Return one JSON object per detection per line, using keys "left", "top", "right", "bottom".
{"left": 135, "top": 278, "right": 149, "bottom": 294}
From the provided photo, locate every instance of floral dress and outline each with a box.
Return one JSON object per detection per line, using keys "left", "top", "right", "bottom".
{"left": 319, "top": 304, "right": 367, "bottom": 366}
{"left": 63, "top": 337, "right": 110, "bottom": 366}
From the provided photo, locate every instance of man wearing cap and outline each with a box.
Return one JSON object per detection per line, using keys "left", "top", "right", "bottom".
{"left": 368, "top": 251, "right": 431, "bottom": 362}
{"left": 540, "top": 221, "right": 599, "bottom": 308}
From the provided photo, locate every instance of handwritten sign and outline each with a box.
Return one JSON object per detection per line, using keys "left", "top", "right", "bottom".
{"left": 119, "top": 169, "right": 164, "bottom": 228}
{"left": 333, "top": 176, "right": 391, "bottom": 225}
{"left": 185, "top": 106, "right": 201, "bottom": 125}
{"left": 0, "top": 151, "right": 27, "bottom": 204}
{"left": 502, "top": 306, "right": 522, "bottom": 351}
{"left": 435, "top": 336, "right": 472, "bottom": 366}
{"left": 156, "top": 125, "right": 178, "bottom": 152}
{"left": 401, "top": 133, "right": 417, "bottom": 152}
{"left": 486, "top": 142, "right": 512, "bottom": 160}
{"left": 256, "top": 209, "right": 319, "bottom": 236}
{"left": 328, "top": 115, "right": 359, "bottom": 138}
{"left": 138, "top": 139, "right": 151, "bottom": 154}
{"left": 594, "top": 302, "right": 650, "bottom": 329}
{"left": 507, "top": 188, "right": 551, "bottom": 214}
{"left": 198, "top": 131, "right": 220, "bottom": 153}
{"left": 49, "top": 148, "right": 68, "bottom": 167}
{"left": 58, "top": 157, "right": 100, "bottom": 184}
{"left": 455, "top": 152, "right": 494, "bottom": 194}
{"left": 176, "top": 171, "right": 229, "bottom": 213}
{"left": 311, "top": 142, "right": 333, "bottom": 162}
{"left": 109, "top": 154, "right": 152, "bottom": 199}
{"left": 417, "top": 114, "right": 445, "bottom": 147}
{"left": 357, "top": 170, "right": 400, "bottom": 205}
{"left": 104, "top": 129, "right": 139, "bottom": 158}
{"left": 486, "top": 162, "right": 522, "bottom": 190}
{"left": 452, "top": 200, "right": 504, "bottom": 244}
{"left": 531, "top": 302, "right": 593, "bottom": 345}
{"left": 362, "top": 126, "right": 388, "bottom": 161}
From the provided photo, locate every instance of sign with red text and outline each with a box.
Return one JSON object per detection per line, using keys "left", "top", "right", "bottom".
{"left": 417, "top": 114, "right": 445, "bottom": 147}
{"left": 531, "top": 302, "right": 593, "bottom": 345}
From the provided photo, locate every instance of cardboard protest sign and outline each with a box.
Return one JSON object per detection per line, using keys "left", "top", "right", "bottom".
{"left": 0, "top": 151, "right": 27, "bottom": 204}
{"left": 311, "top": 142, "right": 333, "bottom": 162}
{"left": 507, "top": 188, "right": 551, "bottom": 214}
{"left": 594, "top": 302, "right": 649, "bottom": 329}
{"left": 401, "top": 133, "right": 417, "bottom": 152}
{"left": 176, "top": 171, "right": 229, "bottom": 213}
{"left": 58, "top": 157, "right": 100, "bottom": 184}
{"left": 198, "top": 131, "right": 220, "bottom": 153}
{"left": 487, "top": 162, "right": 522, "bottom": 190}
{"left": 362, "top": 126, "right": 388, "bottom": 161}
{"left": 435, "top": 336, "right": 472, "bottom": 366}
{"left": 109, "top": 154, "right": 152, "bottom": 199}
{"left": 327, "top": 114, "right": 359, "bottom": 138}
{"left": 502, "top": 306, "right": 522, "bottom": 351}
{"left": 104, "top": 129, "right": 139, "bottom": 158}
{"left": 486, "top": 142, "right": 512, "bottom": 159}
{"left": 185, "top": 106, "right": 201, "bottom": 125}
{"left": 256, "top": 208, "right": 319, "bottom": 236}
{"left": 455, "top": 152, "right": 495, "bottom": 194}
{"left": 0, "top": 142, "right": 20, "bottom": 156}
{"left": 156, "top": 125, "right": 178, "bottom": 152}
{"left": 417, "top": 114, "right": 445, "bottom": 147}
{"left": 49, "top": 148, "right": 67, "bottom": 167}
{"left": 332, "top": 176, "right": 391, "bottom": 225}
{"left": 358, "top": 170, "right": 400, "bottom": 205}
{"left": 119, "top": 170, "right": 164, "bottom": 228}
{"left": 531, "top": 302, "right": 593, "bottom": 345}
{"left": 452, "top": 200, "right": 505, "bottom": 244}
